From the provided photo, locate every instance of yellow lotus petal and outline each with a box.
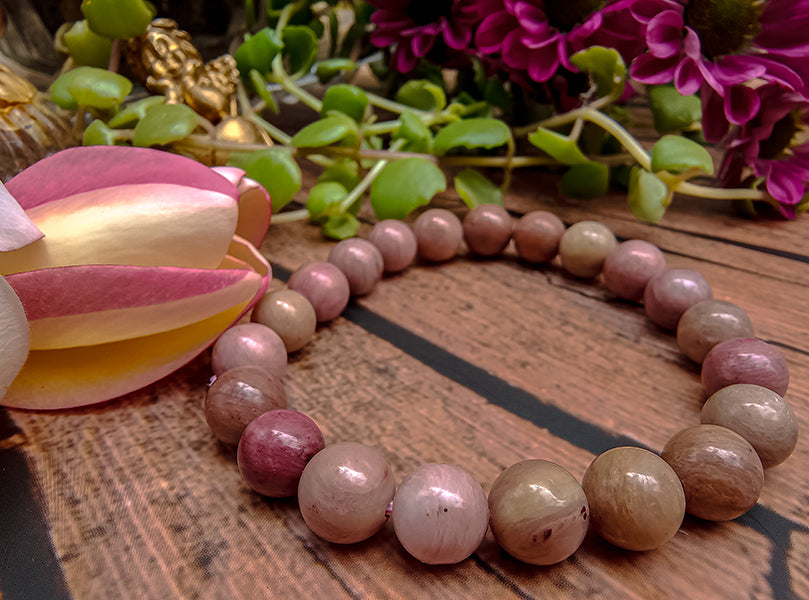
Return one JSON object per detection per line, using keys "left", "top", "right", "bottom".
{"left": 0, "top": 183, "right": 238, "bottom": 275}
{"left": 2, "top": 301, "right": 250, "bottom": 410}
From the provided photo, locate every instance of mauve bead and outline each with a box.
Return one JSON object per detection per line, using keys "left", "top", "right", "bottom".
{"left": 287, "top": 261, "right": 350, "bottom": 322}
{"left": 237, "top": 409, "right": 325, "bottom": 498}
{"left": 252, "top": 288, "right": 317, "bottom": 352}
{"left": 488, "top": 460, "right": 588, "bottom": 565}
{"left": 643, "top": 268, "right": 713, "bottom": 330}
{"left": 677, "top": 300, "right": 755, "bottom": 364}
{"left": 602, "top": 240, "right": 667, "bottom": 301}
{"left": 662, "top": 425, "right": 763, "bottom": 521}
{"left": 701, "top": 384, "right": 799, "bottom": 468}
{"left": 413, "top": 208, "right": 463, "bottom": 262}
{"left": 298, "top": 442, "right": 395, "bottom": 544}
{"left": 368, "top": 220, "right": 418, "bottom": 273}
{"left": 581, "top": 447, "right": 685, "bottom": 551}
{"left": 211, "top": 323, "right": 287, "bottom": 377}
{"left": 327, "top": 238, "right": 384, "bottom": 296}
{"left": 462, "top": 204, "right": 513, "bottom": 257}
{"left": 392, "top": 463, "right": 488, "bottom": 565}
{"left": 205, "top": 366, "right": 287, "bottom": 445}
{"left": 558, "top": 220, "right": 616, "bottom": 278}
{"left": 512, "top": 210, "right": 565, "bottom": 263}
{"left": 701, "top": 337, "right": 789, "bottom": 397}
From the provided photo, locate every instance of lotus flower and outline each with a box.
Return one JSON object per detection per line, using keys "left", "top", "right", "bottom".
{"left": 0, "top": 146, "right": 272, "bottom": 410}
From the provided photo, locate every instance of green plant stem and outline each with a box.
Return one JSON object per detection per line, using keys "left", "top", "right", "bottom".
{"left": 271, "top": 208, "right": 310, "bottom": 223}
{"left": 338, "top": 138, "right": 406, "bottom": 212}
{"left": 271, "top": 57, "right": 324, "bottom": 112}
{"left": 669, "top": 179, "right": 767, "bottom": 201}
{"left": 248, "top": 114, "right": 292, "bottom": 145}
{"left": 365, "top": 91, "right": 430, "bottom": 117}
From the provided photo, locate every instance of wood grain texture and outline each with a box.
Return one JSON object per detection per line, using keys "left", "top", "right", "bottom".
{"left": 3, "top": 160, "right": 808, "bottom": 600}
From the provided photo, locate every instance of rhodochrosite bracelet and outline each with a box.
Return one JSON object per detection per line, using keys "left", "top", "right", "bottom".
{"left": 202, "top": 205, "right": 799, "bottom": 565}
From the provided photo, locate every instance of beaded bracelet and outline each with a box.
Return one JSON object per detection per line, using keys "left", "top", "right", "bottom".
{"left": 202, "top": 205, "right": 799, "bottom": 566}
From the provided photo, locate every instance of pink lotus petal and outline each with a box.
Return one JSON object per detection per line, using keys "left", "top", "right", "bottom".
{"left": 7, "top": 146, "right": 239, "bottom": 211}
{"left": 211, "top": 166, "right": 246, "bottom": 186}
{"left": 0, "top": 181, "right": 43, "bottom": 252}
{"left": 7, "top": 264, "right": 263, "bottom": 349}
{"left": 212, "top": 167, "right": 272, "bottom": 248}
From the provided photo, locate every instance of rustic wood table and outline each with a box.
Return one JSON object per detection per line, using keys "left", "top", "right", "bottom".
{"left": 1, "top": 165, "right": 807, "bottom": 599}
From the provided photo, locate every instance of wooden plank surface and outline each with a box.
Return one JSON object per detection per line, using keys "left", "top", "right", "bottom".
{"left": 1, "top": 158, "right": 808, "bottom": 600}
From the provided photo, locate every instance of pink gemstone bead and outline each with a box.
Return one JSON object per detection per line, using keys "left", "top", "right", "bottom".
{"left": 287, "top": 261, "right": 350, "bottom": 322}
{"left": 512, "top": 210, "right": 565, "bottom": 264}
{"left": 392, "top": 463, "right": 488, "bottom": 565}
{"left": 462, "top": 204, "right": 513, "bottom": 257}
{"left": 701, "top": 337, "right": 790, "bottom": 397}
{"left": 676, "top": 299, "right": 755, "bottom": 363}
{"left": 413, "top": 208, "right": 463, "bottom": 262}
{"left": 643, "top": 268, "right": 713, "bottom": 330}
{"left": 237, "top": 409, "right": 326, "bottom": 498}
{"left": 368, "top": 220, "right": 418, "bottom": 273}
{"left": 205, "top": 366, "right": 287, "bottom": 445}
{"left": 298, "top": 442, "right": 396, "bottom": 544}
{"left": 602, "top": 240, "right": 666, "bottom": 301}
{"left": 211, "top": 323, "right": 287, "bottom": 377}
{"left": 327, "top": 238, "right": 384, "bottom": 296}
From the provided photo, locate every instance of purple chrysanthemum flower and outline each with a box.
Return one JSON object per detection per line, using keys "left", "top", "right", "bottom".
{"left": 367, "top": 0, "right": 498, "bottom": 72}
{"left": 720, "top": 84, "right": 809, "bottom": 217}
{"left": 629, "top": 0, "right": 809, "bottom": 141}
{"left": 474, "top": 0, "right": 646, "bottom": 84}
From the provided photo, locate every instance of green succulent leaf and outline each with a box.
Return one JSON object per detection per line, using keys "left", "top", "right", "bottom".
{"left": 527, "top": 127, "right": 588, "bottom": 165}
{"left": 315, "top": 58, "right": 357, "bottom": 82}
{"left": 81, "top": 0, "right": 155, "bottom": 39}
{"left": 132, "top": 103, "right": 198, "bottom": 147}
{"left": 627, "top": 167, "right": 672, "bottom": 223}
{"left": 454, "top": 169, "right": 503, "bottom": 208}
{"left": 392, "top": 110, "right": 432, "bottom": 153}
{"left": 651, "top": 134, "right": 714, "bottom": 175}
{"left": 569, "top": 46, "right": 626, "bottom": 98}
{"left": 371, "top": 157, "right": 446, "bottom": 219}
{"left": 107, "top": 96, "right": 164, "bottom": 128}
{"left": 322, "top": 213, "right": 361, "bottom": 240}
{"left": 234, "top": 28, "right": 283, "bottom": 76}
{"left": 83, "top": 119, "right": 120, "bottom": 146}
{"left": 395, "top": 80, "right": 446, "bottom": 111}
{"left": 321, "top": 84, "right": 368, "bottom": 123}
{"left": 228, "top": 148, "right": 302, "bottom": 213}
{"left": 282, "top": 25, "right": 318, "bottom": 78}
{"left": 648, "top": 85, "right": 702, "bottom": 133}
{"left": 64, "top": 20, "right": 112, "bottom": 68}
{"left": 307, "top": 181, "right": 349, "bottom": 223}
{"left": 317, "top": 158, "right": 362, "bottom": 191}
{"left": 560, "top": 161, "right": 610, "bottom": 199}
{"left": 433, "top": 118, "right": 511, "bottom": 155}
{"left": 51, "top": 67, "right": 132, "bottom": 110}
{"left": 291, "top": 114, "right": 358, "bottom": 147}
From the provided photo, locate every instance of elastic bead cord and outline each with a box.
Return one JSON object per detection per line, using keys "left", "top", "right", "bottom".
{"left": 206, "top": 206, "right": 798, "bottom": 564}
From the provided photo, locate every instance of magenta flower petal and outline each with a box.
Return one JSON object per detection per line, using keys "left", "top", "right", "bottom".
{"left": 527, "top": 44, "right": 562, "bottom": 82}
{"left": 411, "top": 30, "right": 438, "bottom": 57}
{"left": 444, "top": 19, "right": 472, "bottom": 49}
{"left": 765, "top": 162, "right": 806, "bottom": 206}
{"left": 630, "top": 52, "right": 679, "bottom": 84}
{"left": 646, "top": 10, "right": 684, "bottom": 58}
{"left": 724, "top": 85, "right": 761, "bottom": 125}
{"left": 713, "top": 55, "right": 767, "bottom": 86}
{"left": 674, "top": 58, "right": 702, "bottom": 95}
{"left": 512, "top": 2, "right": 547, "bottom": 34}
{"left": 701, "top": 87, "right": 730, "bottom": 143}
{"left": 476, "top": 11, "right": 516, "bottom": 53}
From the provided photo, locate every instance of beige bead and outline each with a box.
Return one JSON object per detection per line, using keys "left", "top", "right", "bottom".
{"left": 662, "top": 425, "right": 763, "bottom": 521}
{"left": 488, "top": 460, "right": 588, "bottom": 565}
{"left": 677, "top": 300, "right": 754, "bottom": 363}
{"left": 581, "top": 447, "right": 685, "bottom": 551}
{"left": 701, "top": 384, "right": 799, "bottom": 468}
{"left": 558, "top": 220, "right": 616, "bottom": 278}
{"left": 252, "top": 289, "right": 317, "bottom": 352}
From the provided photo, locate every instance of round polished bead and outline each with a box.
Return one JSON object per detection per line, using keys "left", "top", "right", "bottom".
{"left": 677, "top": 300, "right": 754, "bottom": 364}
{"left": 701, "top": 384, "right": 798, "bottom": 468}
{"left": 413, "top": 208, "right": 464, "bottom": 262}
{"left": 488, "top": 460, "right": 588, "bottom": 565}
{"left": 211, "top": 323, "right": 287, "bottom": 377}
{"left": 602, "top": 240, "right": 667, "bottom": 301}
{"left": 298, "top": 442, "right": 395, "bottom": 544}
{"left": 512, "top": 210, "right": 566, "bottom": 264}
{"left": 368, "top": 219, "right": 418, "bottom": 273}
{"left": 581, "top": 447, "right": 685, "bottom": 551}
{"left": 237, "top": 409, "right": 325, "bottom": 498}
{"left": 662, "top": 425, "right": 764, "bottom": 521}
{"left": 643, "top": 268, "right": 713, "bottom": 330}
{"left": 558, "top": 220, "right": 616, "bottom": 278}
{"left": 701, "top": 337, "right": 789, "bottom": 397}
{"left": 251, "top": 289, "right": 317, "bottom": 352}
{"left": 462, "top": 204, "right": 513, "bottom": 257}
{"left": 205, "top": 366, "right": 287, "bottom": 445}
{"left": 392, "top": 463, "right": 488, "bottom": 564}
{"left": 327, "top": 238, "right": 384, "bottom": 296}
{"left": 287, "top": 261, "right": 350, "bottom": 322}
